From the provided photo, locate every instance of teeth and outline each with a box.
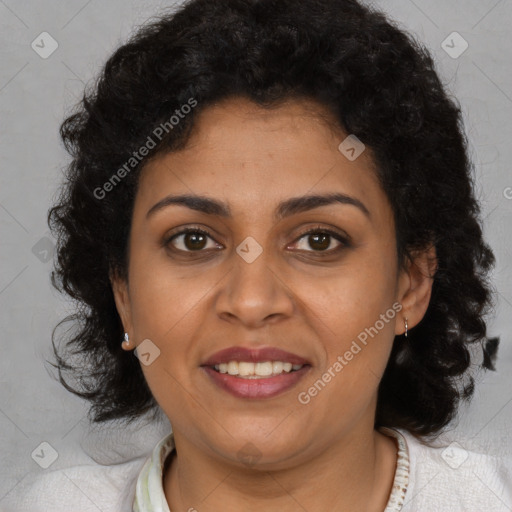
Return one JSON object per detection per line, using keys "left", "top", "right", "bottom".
{"left": 214, "top": 361, "right": 304, "bottom": 377}
{"left": 272, "top": 361, "right": 284, "bottom": 374}
{"left": 239, "top": 361, "right": 258, "bottom": 376}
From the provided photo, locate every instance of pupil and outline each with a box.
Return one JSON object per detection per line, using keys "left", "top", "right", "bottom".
{"left": 310, "top": 234, "right": 329, "bottom": 250}
{"left": 186, "top": 232, "right": 206, "bottom": 250}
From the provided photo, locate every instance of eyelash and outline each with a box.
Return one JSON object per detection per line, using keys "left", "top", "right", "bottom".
{"left": 164, "top": 225, "right": 350, "bottom": 255}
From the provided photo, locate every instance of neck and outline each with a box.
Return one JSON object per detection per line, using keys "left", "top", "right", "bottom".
{"left": 163, "top": 424, "right": 398, "bottom": 512}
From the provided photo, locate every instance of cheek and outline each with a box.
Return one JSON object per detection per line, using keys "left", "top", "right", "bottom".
{"left": 310, "top": 255, "right": 396, "bottom": 331}
{"left": 303, "top": 292, "right": 397, "bottom": 421}
{"left": 128, "top": 251, "right": 213, "bottom": 337}
{"left": 306, "top": 253, "right": 398, "bottom": 384}
{"left": 125, "top": 268, "right": 198, "bottom": 391}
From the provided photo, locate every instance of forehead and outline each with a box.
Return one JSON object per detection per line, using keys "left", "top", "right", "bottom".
{"left": 135, "top": 97, "right": 387, "bottom": 222}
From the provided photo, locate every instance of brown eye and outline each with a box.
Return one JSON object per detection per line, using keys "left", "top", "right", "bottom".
{"left": 305, "top": 233, "right": 331, "bottom": 251}
{"left": 182, "top": 232, "right": 208, "bottom": 251}
{"left": 166, "top": 228, "right": 219, "bottom": 252}
{"left": 294, "top": 228, "right": 350, "bottom": 253}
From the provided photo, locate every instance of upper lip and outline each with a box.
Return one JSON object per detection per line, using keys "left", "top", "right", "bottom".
{"left": 201, "top": 346, "right": 311, "bottom": 366}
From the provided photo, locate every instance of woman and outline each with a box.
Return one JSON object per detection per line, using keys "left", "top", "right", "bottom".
{"left": 16, "top": 0, "right": 509, "bottom": 510}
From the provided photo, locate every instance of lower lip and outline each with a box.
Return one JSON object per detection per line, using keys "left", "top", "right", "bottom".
{"left": 201, "top": 365, "right": 311, "bottom": 399}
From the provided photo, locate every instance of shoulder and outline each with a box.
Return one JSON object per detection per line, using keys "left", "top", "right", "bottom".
{"left": 397, "top": 427, "right": 512, "bottom": 511}
{"left": 1, "top": 457, "right": 146, "bottom": 512}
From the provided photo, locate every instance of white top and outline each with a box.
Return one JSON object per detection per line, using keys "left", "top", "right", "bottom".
{"left": 2, "top": 427, "right": 511, "bottom": 511}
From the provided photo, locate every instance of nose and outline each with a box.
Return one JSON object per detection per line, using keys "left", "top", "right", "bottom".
{"left": 215, "top": 248, "right": 295, "bottom": 328}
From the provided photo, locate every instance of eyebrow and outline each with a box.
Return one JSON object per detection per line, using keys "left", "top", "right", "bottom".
{"left": 146, "top": 192, "right": 371, "bottom": 221}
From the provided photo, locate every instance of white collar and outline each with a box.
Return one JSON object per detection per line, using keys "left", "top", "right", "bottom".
{"left": 132, "top": 427, "right": 410, "bottom": 512}
{"left": 132, "top": 433, "right": 174, "bottom": 512}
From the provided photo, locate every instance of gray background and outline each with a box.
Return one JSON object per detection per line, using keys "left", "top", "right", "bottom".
{"left": 1, "top": 0, "right": 511, "bottom": 506}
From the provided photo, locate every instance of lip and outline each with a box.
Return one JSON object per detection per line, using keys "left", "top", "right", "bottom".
{"left": 202, "top": 365, "right": 311, "bottom": 399}
{"left": 201, "top": 346, "right": 311, "bottom": 366}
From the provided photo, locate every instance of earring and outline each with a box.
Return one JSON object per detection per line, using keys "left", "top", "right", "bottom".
{"left": 122, "top": 332, "right": 131, "bottom": 349}
{"left": 404, "top": 318, "right": 408, "bottom": 338}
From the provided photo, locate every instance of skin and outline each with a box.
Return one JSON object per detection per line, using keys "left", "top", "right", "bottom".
{"left": 111, "top": 96, "right": 437, "bottom": 512}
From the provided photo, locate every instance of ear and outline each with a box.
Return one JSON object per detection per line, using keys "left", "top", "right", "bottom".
{"left": 110, "top": 268, "right": 134, "bottom": 349}
{"left": 395, "top": 243, "right": 438, "bottom": 336}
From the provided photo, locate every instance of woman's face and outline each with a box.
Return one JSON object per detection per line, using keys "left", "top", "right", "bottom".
{"left": 112, "top": 96, "right": 432, "bottom": 467}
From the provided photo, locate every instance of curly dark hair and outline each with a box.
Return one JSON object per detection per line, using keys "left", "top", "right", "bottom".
{"left": 47, "top": 0, "right": 498, "bottom": 437}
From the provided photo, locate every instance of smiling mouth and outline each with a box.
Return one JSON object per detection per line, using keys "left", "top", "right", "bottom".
{"left": 201, "top": 346, "right": 312, "bottom": 397}
{"left": 210, "top": 360, "right": 307, "bottom": 379}
{"left": 202, "top": 362, "right": 312, "bottom": 399}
